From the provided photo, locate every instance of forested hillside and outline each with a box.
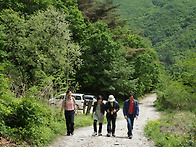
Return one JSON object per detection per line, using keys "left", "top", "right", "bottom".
{"left": 115, "top": 0, "right": 196, "bottom": 66}
{"left": 0, "top": 0, "right": 161, "bottom": 146}
{"left": 114, "top": 0, "right": 195, "bottom": 146}
{"left": 115, "top": 0, "right": 196, "bottom": 108}
{"left": 0, "top": 0, "right": 195, "bottom": 146}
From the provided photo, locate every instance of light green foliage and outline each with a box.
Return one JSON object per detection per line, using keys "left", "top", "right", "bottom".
{"left": 0, "top": 92, "right": 95, "bottom": 146}
{"left": 155, "top": 51, "right": 196, "bottom": 111}
{"left": 115, "top": 0, "right": 196, "bottom": 45}
{"left": 145, "top": 111, "right": 196, "bottom": 147}
{"left": 177, "top": 51, "right": 196, "bottom": 91}
{"left": 121, "top": 34, "right": 147, "bottom": 48}
{"left": 1, "top": 7, "right": 82, "bottom": 96}
{"left": 0, "top": 95, "right": 57, "bottom": 146}
{"left": 115, "top": 0, "right": 196, "bottom": 70}
{"left": 156, "top": 81, "right": 195, "bottom": 111}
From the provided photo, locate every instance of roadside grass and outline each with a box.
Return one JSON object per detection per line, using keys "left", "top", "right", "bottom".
{"left": 0, "top": 95, "right": 146, "bottom": 147}
{"left": 0, "top": 103, "right": 105, "bottom": 147}
{"left": 144, "top": 111, "right": 196, "bottom": 147}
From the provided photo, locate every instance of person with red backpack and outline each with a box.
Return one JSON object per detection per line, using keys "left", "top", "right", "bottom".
{"left": 60, "top": 90, "right": 77, "bottom": 136}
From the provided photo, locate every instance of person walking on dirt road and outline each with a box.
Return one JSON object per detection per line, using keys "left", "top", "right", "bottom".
{"left": 105, "top": 95, "right": 120, "bottom": 137}
{"left": 60, "top": 90, "right": 77, "bottom": 136}
{"left": 123, "top": 93, "right": 139, "bottom": 139}
{"left": 91, "top": 95, "right": 105, "bottom": 136}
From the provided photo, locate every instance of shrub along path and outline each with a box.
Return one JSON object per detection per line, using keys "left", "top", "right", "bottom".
{"left": 49, "top": 94, "right": 160, "bottom": 147}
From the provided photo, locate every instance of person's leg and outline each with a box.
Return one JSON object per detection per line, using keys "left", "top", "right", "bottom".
{"left": 65, "top": 111, "right": 70, "bottom": 135}
{"left": 98, "top": 122, "right": 102, "bottom": 135}
{"left": 126, "top": 114, "right": 133, "bottom": 137}
{"left": 93, "top": 120, "right": 97, "bottom": 132}
{"left": 112, "top": 117, "right": 116, "bottom": 136}
{"left": 70, "top": 110, "right": 75, "bottom": 135}
{"left": 107, "top": 116, "right": 112, "bottom": 136}
{"left": 131, "top": 117, "right": 134, "bottom": 131}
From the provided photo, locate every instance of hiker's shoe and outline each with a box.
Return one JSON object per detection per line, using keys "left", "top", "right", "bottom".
{"left": 112, "top": 134, "right": 116, "bottom": 137}
{"left": 92, "top": 132, "right": 97, "bottom": 136}
{"left": 129, "top": 136, "right": 133, "bottom": 139}
{"left": 98, "top": 133, "right": 102, "bottom": 136}
{"left": 71, "top": 132, "right": 74, "bottom": 135}
{"left": 107, "top": 133, "right": 111, "bottom": 137}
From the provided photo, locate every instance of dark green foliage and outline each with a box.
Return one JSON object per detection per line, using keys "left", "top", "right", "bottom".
{"left": 77, "top": 0, "right": 126, "bottom": 29}
{"left": 0, "top": 0, "right": 52, "bottom": 14}
{"left": 0, "top": 0, "right": 163, "bottom": 145}
{"left": 76, "top": 21, "right": 160, "bottom": 98}
{"left": 111, "top": 26, "right": 149, "bottom": 48}
{"left": 115, "top": 0, "right": 196, "bottom": 111}
{"left": 103, "top": 56, "right": 137, "bottom": 98}
{"left": 62, "top": 0, "right": 87, "bottom": 43}
{"left": 76, "top": 22, "right": 122, "bottom": 96}
{"left": 132, "top": 49, "right": 160, "bottom": 96}
{"left": 155, "top": 51, "right": 196, "bottom": 111}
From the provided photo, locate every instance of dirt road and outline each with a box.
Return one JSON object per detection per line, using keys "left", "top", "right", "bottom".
{"left": 49, "top": 94, "right": 160, "bottom": 147}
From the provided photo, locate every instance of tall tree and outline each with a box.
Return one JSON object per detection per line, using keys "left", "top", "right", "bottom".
{"left": 0, "top": 8, "right": 82, "bottom": 96}
{"left": 77, "top": 0, "right": 126, "bottom": 29}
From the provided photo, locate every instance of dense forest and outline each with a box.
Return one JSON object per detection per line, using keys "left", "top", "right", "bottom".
{"left": 114, "top": 0, "right": 196, "bottom": 146}
{"left": 114, "top": 0, "right": 196, "bottom": 110}
{"left": 0, "top": 0, "right": 195, "bottom": 146}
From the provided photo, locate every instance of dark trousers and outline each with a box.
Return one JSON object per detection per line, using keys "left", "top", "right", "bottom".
{"left": 127, "top": 113, "right": 134, "bottom": 136}
{"left": 64, "top": 110, "right": 75, "bottom": 134}
{"left": 106, "top": 115, "right": 116, "bottom": 134}
{"left": 93, "top": 120, "right": 103, "bottom": 133}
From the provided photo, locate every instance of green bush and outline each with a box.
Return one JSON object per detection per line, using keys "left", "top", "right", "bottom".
{"left": 144, "top": 111, "right": 196, "bottom": 147}
{"left": 0, "top": 93, "right": 65, "bottom": 146}
{"left": 156, "top": 81, "right": 196, "bottom": 111}
{"left": 0, "top": 92, "right": 100, "bottom": 146}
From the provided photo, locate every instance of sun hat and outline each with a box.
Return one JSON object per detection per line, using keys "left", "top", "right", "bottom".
{"left": 108, "top": 95, "right": 115, "bottom": 102}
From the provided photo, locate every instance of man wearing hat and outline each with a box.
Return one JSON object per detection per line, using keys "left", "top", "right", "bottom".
{"left": 105, "top": 95, "right": 120, "bottom": 137}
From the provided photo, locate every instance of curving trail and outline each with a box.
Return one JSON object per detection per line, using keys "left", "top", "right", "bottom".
{"left": 49, "top": 94, "right": 160, "bottom": 147}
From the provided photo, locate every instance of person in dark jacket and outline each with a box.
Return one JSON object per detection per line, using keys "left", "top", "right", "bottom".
{"left": 91, "top": 95, "right": 105, "bottom": 136}
{"left": 123, "top": 93, "right": 139, "bottom": 139}
{"left": 105, "top": 95, "right": 120, "bottom": 137}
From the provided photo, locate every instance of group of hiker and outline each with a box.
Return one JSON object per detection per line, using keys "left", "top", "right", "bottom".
{"left": 60, "top": 90, "right": 139, "bottom": 139}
